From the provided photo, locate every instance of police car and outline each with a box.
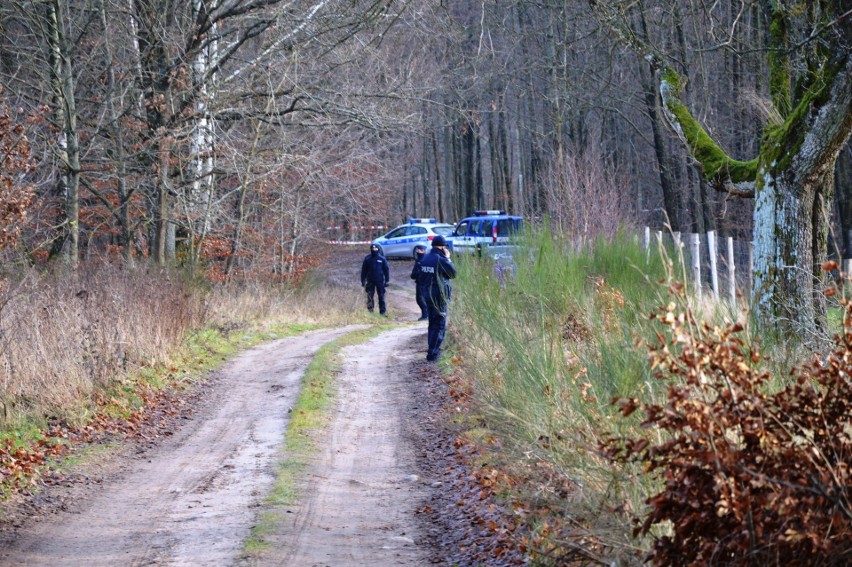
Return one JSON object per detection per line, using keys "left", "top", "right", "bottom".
{"left": 447, "top": 210, "right": 524, "bottom": 255}
{"left": 372, "top": 218, "right": 455, "bottom": 259}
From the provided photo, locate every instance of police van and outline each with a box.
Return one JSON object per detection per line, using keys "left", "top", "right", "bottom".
{"left": 372, "top": 218, "right": 454, "bottom": 259}
{"left": 447, "top": 210, "right": 524, "bottom": 255}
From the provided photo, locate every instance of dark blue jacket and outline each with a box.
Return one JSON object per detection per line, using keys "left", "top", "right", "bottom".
{"left": 417, "top": 248, "right": 456, "bottom": 307}
{"left": 410, "top": 251, "right": 425, "bottom": 285}
{"left": 361, "top": 251, "right": 390, "bottom": 287}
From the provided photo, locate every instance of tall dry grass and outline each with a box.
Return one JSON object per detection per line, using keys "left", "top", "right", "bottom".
{"left": 0, "top": 257, "right": 367, "bottom": 431}
{"left": 204, "top": 269, "right": 369, "bottom": 329}
{"left": 0, "top": 264, "right": 205, "bottom": 427}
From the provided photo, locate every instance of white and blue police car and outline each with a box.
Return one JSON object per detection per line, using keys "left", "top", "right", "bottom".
{"left": 446, "top": 210, "right": 524, "bottom": 255}
{"left": 372, "top": 218, "right": 455, "bottom": 259}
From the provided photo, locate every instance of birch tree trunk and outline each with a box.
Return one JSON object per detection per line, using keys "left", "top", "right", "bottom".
{"left": 188, "top": 0, "right": 217, "bottom": 267}
{"left": 48, "top": 0, "right": 80, "bottom": 269}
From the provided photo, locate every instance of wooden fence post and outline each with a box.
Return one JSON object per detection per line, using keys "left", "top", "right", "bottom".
{"left": 690, "top": 233, "right": 701, "bottom": 299}
{"left": 707, "top": 230, "right": 719, "bottom": 300}
{"left": 638, "top": 229, "right": 759, "bottom": 309}
{"left": 727, "top": 236, "right": 737, "bottom": 309}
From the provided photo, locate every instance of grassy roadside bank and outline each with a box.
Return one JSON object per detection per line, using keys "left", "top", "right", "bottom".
{"left": 446, "top": 228, "right": 850, "bottom": 564}
{"left": 446, "top": 231, "right": 670, "bottom": 564}
{"left": 243, "top": 324, "right": 392, "bottom": 557}
{"left": 0, "top": 261, "right": 370, "bottom": 497}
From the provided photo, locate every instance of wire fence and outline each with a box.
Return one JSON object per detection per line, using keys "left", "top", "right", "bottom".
{"left": 642, "top": 227, "right": 754, "bottom": 308}
{"left": 326, "top": 223, "right": 762, "bottom": 308}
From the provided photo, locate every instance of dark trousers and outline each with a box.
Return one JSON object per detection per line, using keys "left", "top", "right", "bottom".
{"left": 365, "top": 282, "right": 386, "bottom": 314}
{"left": 415, "top": 285, "right": 429, "bottom": 319}
{"left": 426, "top": 303, "right": 447, "bottom": 360}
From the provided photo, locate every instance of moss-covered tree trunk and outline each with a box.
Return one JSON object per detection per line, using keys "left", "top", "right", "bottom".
{"left": 590, "top": 0, "right": 852, "bottom": 336}
{"left": 659, "top": 53, "right": 851, "bottom": 334}
{"left": 750, "top": 35, "right": 851, "bottom": 332}
{"left": 752, "top": 165, "right": 832, "bottom": 335}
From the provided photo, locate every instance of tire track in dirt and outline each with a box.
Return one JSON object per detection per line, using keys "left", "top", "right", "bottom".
{"left": 255, "top": 323, "right": 432, "bottom": 566}
{"left": 1, "top": 252, "right": 446, "bottom": 566}
{"left": 0, "top": 326, "right": 366, "bottom": 567}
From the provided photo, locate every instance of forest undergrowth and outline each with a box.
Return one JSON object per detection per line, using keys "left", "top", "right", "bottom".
{"left": 0, "top": 255, "right": 367, "bottom": 496}
{"left": 448, "top": 229, "right": 851, "bottom": 565}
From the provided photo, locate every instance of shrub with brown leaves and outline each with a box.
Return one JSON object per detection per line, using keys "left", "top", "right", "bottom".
{"left": 603, "top": 302, "right": 851, "bottom": 566}
{"left": 0, "top": 97, "right": 34, "bottom": 251}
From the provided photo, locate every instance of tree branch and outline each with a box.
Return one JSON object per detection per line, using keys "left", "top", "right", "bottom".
{"left": 588, "top": 0, "right": 759, "bottom": 190}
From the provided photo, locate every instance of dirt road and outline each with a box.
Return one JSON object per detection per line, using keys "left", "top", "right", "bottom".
{"left": 0, "top": 253, "right": 442, "bottom": 566}
{"left": 258, "top": 324, "right": 432, "bottom": 566}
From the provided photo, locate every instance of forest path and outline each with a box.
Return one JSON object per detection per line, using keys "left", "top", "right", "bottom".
{"left": 252, "top": 324, "right": 432, "bottom": 566}
{"left": 0, "top": 252, "right": 438, "bottom": 566}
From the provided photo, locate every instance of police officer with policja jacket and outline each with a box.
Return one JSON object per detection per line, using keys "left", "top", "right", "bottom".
{"left": 417, "top": 235, "right": 456, "bottom": 361}
{"left": 361, "top": 244, "right": 390, "bottom": 315}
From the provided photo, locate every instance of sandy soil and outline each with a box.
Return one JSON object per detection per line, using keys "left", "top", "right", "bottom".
{"left": 0, "top": 250, "right": 442, "bottom": 567}
{"left": 254, "top": 324, "right": 432, "bottom": 566}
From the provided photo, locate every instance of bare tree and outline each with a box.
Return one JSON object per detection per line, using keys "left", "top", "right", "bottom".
{"left": 2, "top": 0, "right": 411, "bottom": 270}
{"left": 589, "top": 0, "right": 852, "bottom": 336}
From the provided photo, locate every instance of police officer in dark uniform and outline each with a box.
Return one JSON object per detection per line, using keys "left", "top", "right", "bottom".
{"left": 417, "top": 235, "right": 456, "bottom": 361}
{"left": 410, "top": 244, "right": 429, "bottom": 321}
{"left": 361, "top": 244, "right": 390, "bottom": 315}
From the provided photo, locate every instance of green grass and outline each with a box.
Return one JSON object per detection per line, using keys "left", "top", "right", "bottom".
{"left": 449, "top": 226, "right": 708, "bottom": 557}
{"left": 243, "top": 323, "right": 392, "bottom": 556}
{"left": 0, "top": 420, "right": 47, "bottom": 448}
{"left": 448, "top": 225, "right": 844, "bottom": 561}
